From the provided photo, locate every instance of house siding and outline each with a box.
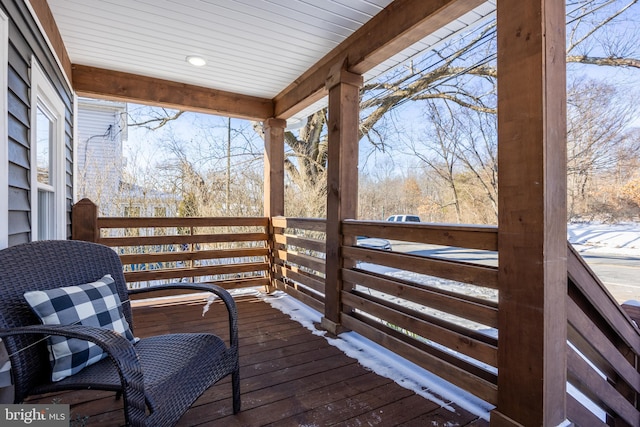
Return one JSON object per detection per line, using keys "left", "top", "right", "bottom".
{"left": 1, "top": 0, "right": 73, "bottom": 246}
{"left": 76, "top": 99, "right": 126, "bottom": 215}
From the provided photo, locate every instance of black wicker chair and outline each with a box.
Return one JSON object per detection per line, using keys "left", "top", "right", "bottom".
{"left": 0, "top": 240, "right": 240, "bottom": 426}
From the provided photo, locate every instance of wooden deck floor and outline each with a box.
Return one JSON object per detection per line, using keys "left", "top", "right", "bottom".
{"left": 29, "top": 293, "right": 489, "bottom": 426}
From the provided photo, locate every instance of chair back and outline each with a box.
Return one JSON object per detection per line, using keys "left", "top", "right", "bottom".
{"left": 0, "top": 240, "right": 131, "bottom": 402}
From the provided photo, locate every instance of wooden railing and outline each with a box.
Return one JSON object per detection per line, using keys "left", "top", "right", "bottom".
{"left": 271, "top": 216, "right": 326, "bottom": 313}
{"left": 340, "top": 220, "right": 499, "bottom": 405}
{"left": 72, "top": 199, "right": 270, "bottom": 295}
{"left": 72, "top": 199, "right": 639, "bottom": 421}
{"left": 566, "top": 244, "right": 640, "bottom": 426}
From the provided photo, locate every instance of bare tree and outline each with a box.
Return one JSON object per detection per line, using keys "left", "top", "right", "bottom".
{"left": 277, "top": 1, "right": 639, "bottom": 218}
{"left": 126, "top": 106, "right": 185, "bottom": 130}
{"left": 455, "top": 108, "right": 499, "bottom": 221}
{"left": 120, "top": 1, "right": 639, "bottom": 220}
{"left": 407, "top": 101, "right": 464, "bottom": 222}
{"left": 566, "top": 77, "right": 640, "bottom": 217}
{"left": 121, "top": 110, "right": 265, "bottom": 217}
{"left": 566, "top": 0, "right": 640, "bottom": 67}
{"left": 622, "top": 171, "right": 640, "bottom": 209}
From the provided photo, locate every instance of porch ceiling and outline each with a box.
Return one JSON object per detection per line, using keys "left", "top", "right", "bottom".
{"left": 42, "top": 0, "right": 495, "bottom": 122}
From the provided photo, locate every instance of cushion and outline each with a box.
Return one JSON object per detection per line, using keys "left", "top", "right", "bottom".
{"left": 24, "top": 274, "right": 136, "bottom": 381}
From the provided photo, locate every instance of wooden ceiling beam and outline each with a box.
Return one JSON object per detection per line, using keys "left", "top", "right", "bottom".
{"left": 72, "top": 65, "right": 274, "bottom": 121}
{"left": 29, "top": 0, "right": 72, "bottom": 81}
{"left": 273, "top": 0, "right": 485, "bottom": 119}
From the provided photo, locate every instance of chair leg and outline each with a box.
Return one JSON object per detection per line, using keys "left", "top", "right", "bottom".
{"left": 232, "top": 369, "right": 241, "bottom": 414}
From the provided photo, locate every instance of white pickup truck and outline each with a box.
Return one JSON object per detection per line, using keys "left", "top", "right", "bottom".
{"left": 386, "top": 214, "right": 421, "bottom": 222}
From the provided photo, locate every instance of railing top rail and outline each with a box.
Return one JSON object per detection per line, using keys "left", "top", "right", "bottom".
{"left": 343, "top": 219, "right": 498, "bottom": 232}
{"left": 568, "top": 243, "right": 640, "bottom": 350}
{"left": 272, "top": 216, "right": 325, "bottom": 223}
{"left": 97, "top": 216, "right": 269, "bottom": 227}
{"left": 567, "top": 243, "right": 640, "bottom": 338}
{"left": 272, "top": 217, "right": 326, "bottom": 231}
{"left": 343, "top": 220, "right": 498, "bottom": 251}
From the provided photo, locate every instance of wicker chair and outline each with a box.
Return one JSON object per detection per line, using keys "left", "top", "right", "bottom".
{"left": 0, "top": 240, "right": 240, "bottom": 426}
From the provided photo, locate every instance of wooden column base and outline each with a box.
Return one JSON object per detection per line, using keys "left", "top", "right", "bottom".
{"left": 320, "top": 317, "right": 350, "bottom": 335}
{"left": 490, "top": 410, "right": 574, "bottom": 427}
{"left": 490, "top": 410, "right": 525, "bottom": 427}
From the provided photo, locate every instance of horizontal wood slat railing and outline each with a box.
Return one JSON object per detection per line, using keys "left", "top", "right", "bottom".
{"left": 271, "top": 216, "right": 327, "bottom": 313}
{"left": 342, "top": 221, "right": 498, "bottom": 250}
{"left": 341, "top": 220, "right": 499, "bottom": 405}
{"left": 341, "top": 246, "right": 498, "bottom": 289}
{"left": 72, "top": 199, "right": 639, "bottom": 420}
{"left": 72, "top": 199, "right": 270, "bottom": 296}
{"left": 566, "top": 243, "right": 640, "bottom": 425}
{"left": 98, "top": 232, "right": 267, "bottom": 247}
{"left": 341, "top": 269, "right": 498, "bottom": 328}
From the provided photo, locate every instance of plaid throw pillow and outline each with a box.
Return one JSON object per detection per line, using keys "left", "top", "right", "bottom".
{"left": 24, "top": 274, "right": 136, "bottom": 382}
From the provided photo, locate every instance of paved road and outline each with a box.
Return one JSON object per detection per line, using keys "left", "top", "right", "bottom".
{"left": 390, "top": 241, "right": 639, "bottom": 304}
{"left": 579, "top": 252, "right": 640, "bottom": 303}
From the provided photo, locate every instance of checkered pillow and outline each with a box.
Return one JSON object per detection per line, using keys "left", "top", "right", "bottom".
{"left": 24, "top": 274, "right": 136, "bottom": 382}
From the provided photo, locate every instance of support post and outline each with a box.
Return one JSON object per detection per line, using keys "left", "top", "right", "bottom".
{"left": 320, "top": 62, "right": 362, "bottom": 335}
{"left": 492, "top": 0, "right": 567, "bottom": 426}
{"left": 263, "top": 118, "right": 286, "bottom": 218}
{"left": 263, "top": 118, "right": 286, "bottom": 293}
{"left": 71, "top": 198, "right": 99, "bottom": 242}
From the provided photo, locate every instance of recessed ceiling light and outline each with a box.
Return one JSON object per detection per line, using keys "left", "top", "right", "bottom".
{"left": 186, "top": 55, "right": 207, "bottom": 67}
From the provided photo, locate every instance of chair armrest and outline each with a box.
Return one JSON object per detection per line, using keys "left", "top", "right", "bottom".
{"left": 129, "top": 284, "right": 239, "bottom": 347}
{"left": 0, "top": 324, "right": 148, "bottom": 425}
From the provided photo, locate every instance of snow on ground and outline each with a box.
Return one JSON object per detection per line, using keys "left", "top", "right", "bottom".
{"left": 255, "top": 222, "right": 640, "bottom": 423}
{"left": 569, "top": 222, "right": 640, "bottom": 256}
{"left": 260, "top": 290, "right": 495, "bottom": 422}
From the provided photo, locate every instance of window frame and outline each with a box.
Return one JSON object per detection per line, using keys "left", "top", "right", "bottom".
{"left": 30, "top": 58, "right": 66, "bottom": 241}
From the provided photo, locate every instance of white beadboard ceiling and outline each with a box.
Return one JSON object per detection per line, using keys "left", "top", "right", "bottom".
{"left": 45, "top": 0, "right": 495, "bottom": 122}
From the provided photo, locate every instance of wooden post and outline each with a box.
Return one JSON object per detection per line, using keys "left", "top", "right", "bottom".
{"left": 320, "top": 62, "right": 362, "bottom": 334}
{"left": 71, "top": 198, "right": 99, "bottom": 242}
{"left": 263, "top": 118, "right": 286, "bottom": 293}
{"left": 263, "top": 118, "right": 286, "bottom": 218}
{"left": 492, "top": 0, "right": 567, "bottom": 426}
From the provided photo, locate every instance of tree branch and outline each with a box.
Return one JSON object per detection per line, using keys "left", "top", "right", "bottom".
{"left": 128, "top": 110, "right": 185, "bottom": 130}
{"left": 567, "top": 55, "right": 640, "bottom": 68}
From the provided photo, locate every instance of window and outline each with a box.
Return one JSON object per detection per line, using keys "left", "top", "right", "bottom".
{"left": 30, "top": 59, "right": 66, "bottom": 241}
{"left": 36, "top": 106, "right": 55, "bottom": 240}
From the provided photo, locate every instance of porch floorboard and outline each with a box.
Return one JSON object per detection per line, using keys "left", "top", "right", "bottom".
{"left": 28, "top": 294, "right": 488, "bottom": 426}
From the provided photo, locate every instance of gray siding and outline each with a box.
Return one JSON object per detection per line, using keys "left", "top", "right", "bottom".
{"left": 76, "top": 99, "right": 125, "bottom": 216}
{"left": 2, "top": 0, "right": 74, "bottom": 246}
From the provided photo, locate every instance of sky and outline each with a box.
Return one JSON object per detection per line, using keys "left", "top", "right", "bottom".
{"left": 123, "top": 109, "right": 263, "bottom": 174}
{"left": 121, "top": 2, "right": 640, "bottom": 181}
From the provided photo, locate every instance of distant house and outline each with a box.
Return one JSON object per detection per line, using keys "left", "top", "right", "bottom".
{"left": 76, "top": 97, "right": 177, "bottom": 219}
{"left": 117, "top": 181, "right": 178, "bottom": 218}
{"left": 76, "top": 97, "right": 127, "bottom": 216}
